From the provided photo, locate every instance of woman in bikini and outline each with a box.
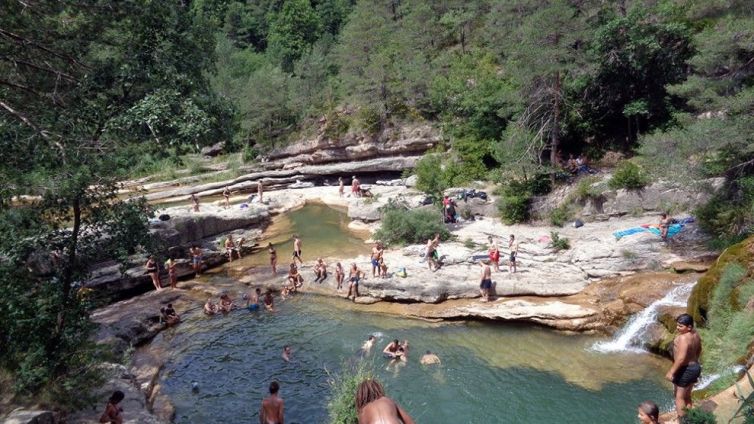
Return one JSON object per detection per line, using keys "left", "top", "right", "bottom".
{"left": 335, "top": 262, "right": 345, "bottom": 290}
{"left": 165, "top": 257, "right": 177, "bottom": 289}
{"left": 145, "top": 255, "right": 161, "bottom": 291}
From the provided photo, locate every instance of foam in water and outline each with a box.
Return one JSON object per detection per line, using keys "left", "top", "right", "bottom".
{"left": 592, "top": 282, "right": 695, "bottom": 353}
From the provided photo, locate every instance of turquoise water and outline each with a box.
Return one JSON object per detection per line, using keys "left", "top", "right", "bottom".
{"left": 159, "top": 295, "right": 672, "bottom": 424}
{"left": 159, "top": 204, "right": 673, "bottom": 423}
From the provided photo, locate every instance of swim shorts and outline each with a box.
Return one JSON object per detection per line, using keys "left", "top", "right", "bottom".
{"left": 490, "top": 251, "right": 500, "bottom": 262}
{"left": 509, "top": 252, "right": 517, "bottom": 263}
{"left": 350, "top": 277, "right": 360, "bottom": 286}
{"left": 192, "top": 256, "right": 202, "bottom": 265}
{"left": 248, "top": 303, "right": 259, "bottom": 312}
{"left": 480, "top": 279, "right": 492, "bottom": 289}
{"left": 371, "top": 259, "right": 379, "bottom": 267}
{"left": 673, "top": 363, "right": 701, "bottom": 387}
{"left": 293, "top": 250, "right": 302, "bottom": 258}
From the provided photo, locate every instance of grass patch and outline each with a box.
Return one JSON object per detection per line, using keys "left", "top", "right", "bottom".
{"left": 327, "top": 360, "right": 375, "bottom": 424}
{"left": 548, "top": 231, "right": 570, "bottom": 251}
{"left": 549, "top": 204, "right": 572, "bottom": 227}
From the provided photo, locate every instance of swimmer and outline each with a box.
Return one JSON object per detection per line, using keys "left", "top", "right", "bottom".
{"left": 666, "top": 313, "right": 702, "bottom": 419}
{"left": 335, "top": 262, "right": 344, "bottom": 290}
{"left": 203, "top": 298, "right": 217, "bottom": 315}
{"left": 356, "top": 379, "right": 414, "bottom": 424}
{"left": 420, "top": 350, "right": 441, "bottom": 365}
{"left": 247, "top": 288, "right": 261, "bottom": 311}
{"left": 282, "top": 345, "right": 292, "bottom": 362}
{"left": 219, "top": 293, "right": 235, "bottom": 313}
{"left": 264, "top": 290, "right": 274, "bottom": 311}
{"left": 383, "top": 339, "right": 401, "bottom": 359}
{"left": 361, "top": 335, "right": 376, "bottom": 353}
{"left": 479, "top": 260, "right": 492, "bottom": 302}
{"left": 259, "top": 381, "right": 284, "bottom": 424}
{"left": 292, "top": 235, "right": 303, "bottom": 265}
{"left": 313, "top": 257, "right": 327, "bottom": 283}
{"left": 637, "top": 400, "right": 660, "bottom": 424}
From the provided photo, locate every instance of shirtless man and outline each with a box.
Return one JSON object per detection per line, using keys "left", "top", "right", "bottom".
{"left": 356, "top": 379, "right": 414, "bottom": 424}
{"left": 665, "top": 313, "right": 703, "bottom": 419}
{"left": 347, "top": 263, "right": 363, "bottom": 300}
{"left": 165, "top": 257, "right": 177, "bottom": 289}
{"left": 190, "top": 193, "right": 200, "bottom": 212}
{"left": 162, "top": 303, "right": 180, "bottom": 326}
{"left": 292, "top": 235, "right": 302, "bottom": 265}
{"left": 219, "top": 293, "right": 235, "bottom": 313}
{"left": 659, "top": 213, "right": 671, "bottom": 241}
{"left": 268, "top": 243, "right": 277, "bottom": 274}
{"left": 479, "top": 260, "right": 492, "bottom": 302}
{"left": 335, "top": 262, "right": 345, "bottom": 290}
{"left": 264, "top": 291, "right": 274, "bottom": 311}
{"left": 508, "top": 234, "right": 518, "bottom": 273}
{"left": 282, "top": 345, "right": 292, "bottom": 362}
{"left": 223, "top": 186, "right": 231, "bottom": 209}
{"left": 258, "top": 181, "right": 264, "bottom": 203}
{"left": 420, "top": 350, "right": 441, "bottom": 365}
{"left": 425, "top": 237, "right": 438, "bottom": 271}
{"left": 313, "top": 258, "right": 327, "bottom": 283}
{"left": 99, "top": 390, "right": 125, "bottom": 424}
{"left": 259, "top": 381, "right": 284, "bottom": 424}
{"left": 203, "top": 297, "right": 217, "bottom": 315}
{"left": 361, "top": 335, "right": 376, "bottom": 353}
{"left": 371, "top": 243, "right": 383, "bottom": 277}
{"left": 338, "top": 177, "right": 344, "bottom": 196}
{"left": 287, "top": 263, "right": 303, "bottom": 288}
{"left": 351, "top": 176, "right": 359, "bottom": 197}
{"left": 247, "top": 288, "right": 261, "bottom": 312}
{"left": 190, "top": 245, "right": 203, "bottom": 276}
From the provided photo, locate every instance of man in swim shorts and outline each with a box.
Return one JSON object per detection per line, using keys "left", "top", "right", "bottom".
{"left": 479, "top": 260, "right": 492, "bottom": 301}
{"left": 488, "top": 236, "right": 500, "bottom": 272}
{"left": 347, "top": 263, "right": 363, "bottom": 300}
{"left": 370, "top": 242, "right": 383, "bottom": 278}
{"left": 508, "top": 234, "right": 518, "bottom": 273}
{"left": 665, "top": 313, "right": 702, "bottom": 419}
{"left": 292, "top": 235, "right": 302, "bottom": 265}
{"left": 247, "top": 287, "right": 261, "bottom": 311}
{"left": 260, "top": 381, "right": 284, "bottom": 424}
{"left": 190, "top": 245, "right": 203, "bottom": 276}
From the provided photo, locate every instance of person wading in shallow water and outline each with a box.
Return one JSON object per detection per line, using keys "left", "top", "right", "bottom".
{"left": 356, "top": 379, "right": 414, "bottom": 424}
{"left": 260, "top": 381, "right": 285, "bottom": 424}
{"left": 637, "top": 400, "right": 660, "bottom": 424}
{"left": 665, "top": 313, "right": 702, "bottom": 420}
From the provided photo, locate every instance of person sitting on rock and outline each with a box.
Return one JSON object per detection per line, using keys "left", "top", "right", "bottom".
{"left": 204, "top": 297, "right": 217, "bottom": 315}
{"left": 313, "top": 257, "right": 327, "bottom": 283}
{"left": 161, "top": 303, "right": 180, "bottom": 326}
{"left": 288, "top": 262, "right": 303, "bottom": 288}
{"left": 99, "top": 390, "right": 125, "bottom": 424}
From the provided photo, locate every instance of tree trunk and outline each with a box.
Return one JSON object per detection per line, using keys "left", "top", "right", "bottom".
{"left": 550, "top": 71, "right": 561, "bottom": 166}
{"left": 54, "top": 194, "right": 81, "bottom": 339}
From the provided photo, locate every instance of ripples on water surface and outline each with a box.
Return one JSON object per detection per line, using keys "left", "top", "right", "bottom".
{"left": 160, "top": 294, "right": 672, "bottom": 424}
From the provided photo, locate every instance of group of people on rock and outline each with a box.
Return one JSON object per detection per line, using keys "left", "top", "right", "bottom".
{"left": 204, "top": 288, "right": 276, "bottom": 315}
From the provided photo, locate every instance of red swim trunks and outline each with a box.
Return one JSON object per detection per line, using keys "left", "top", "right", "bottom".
{"left": 489, "top": 250, "right": 500, "bottom": 263}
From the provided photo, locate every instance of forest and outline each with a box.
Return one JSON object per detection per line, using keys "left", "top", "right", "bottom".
{"left": 0, "top": 0, "right": 752, "bottom": 410}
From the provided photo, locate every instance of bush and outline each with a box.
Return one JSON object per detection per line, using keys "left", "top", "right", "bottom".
{"left": 327, "top": 361, "right": 375, "bottom": 424}
{"left": 414, "top": 154, "right": 448, "bottom": 196}
{"left": 549, "top": 231, "right": 570, "bottom": 251}
{"left": 373, "top": 207, "right": 451, "bottom": 245}
{"left": 571, "top": 176, "right": 601, "bottom": 202}
{"left": 242, "top": 144, "right": 258, "bottom": 163}
{"left": 493, "top": 175, "right": 552, "bottom": 224}
{"left": 463, "top": 237, "right": 477, "bottom": 249}
{"left": 549, "top": 204, "right": 572, "bottom": 227}
{"left": 683, "top": 407, "right": 717, "bottom": 424}
{"left": 356, "top": 105, "right": 382, "bottom": 135}
{"left": 695, "top": 176, "right": 754, "bottom": 246}
{"left": 497, "top": 194, "right": 530, "bottom": 224}
{"left": 608, "top": 161, "right": 649, "bottom": 190}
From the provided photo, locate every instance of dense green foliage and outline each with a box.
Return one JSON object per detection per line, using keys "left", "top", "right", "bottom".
{"left": 684, "top": 407, "right": 717, "bottom": 424}
{"left": 607, "top": 161, "right": 649, "bottom": 191}
{"left": 374, "top": 207, "right": 451, "bottom": 246}
{"left": 327, "top": 360, "right": 375, "bottom": 424}
{"left": 0, "top": 0, "right": 222, "bottom": 406}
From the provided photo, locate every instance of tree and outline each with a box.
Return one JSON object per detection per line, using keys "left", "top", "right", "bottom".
{"left": 0, "top": 0, "right": 227, "bottom": 403}
{"left": 267, "top": 0, "right": 322, "bottom": 72}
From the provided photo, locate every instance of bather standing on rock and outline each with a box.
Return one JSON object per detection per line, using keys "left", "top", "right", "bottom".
{"left": 225, "top": 235, "right": 237, "bottom": 262}
{"left": 338, "top": 177, "right": 344, "bottom": 196}
{"left": 356, "top": 379, "right": 414, "bottom": 424}
{"left": 190, "top": 245, "right": 203, "bottom": 276}
{"left": 268, "top": 243, "right": 277, "bottom": 274}
{"left": 659, "top": 213, "right": 671, "bottom": 242}
{"left": 145, "top": 255, "right": 162, "bottom": 291}
{"left": 508, "top": 234, "right": 518, "bottom": 273}
{"left": 665, "top": 313, "right": 702, "bottom": 420}
{"left": 258, "top": 181, "right": 264, "bottom": 203}
{"left": 292, "top": 235, "right": 303, "bottom": 265}
{"left": 260, "top": 381, "right": 284, "bottom": 424}
{"left": 488, "top": 236, "right": 500, "bottom": 272}
{"left": 371, "top": 242, "right": 383, "bottom": 278}
{"left": 191, "top": 193, "right": 200, "bottom": 212}
{"left": 165, "top": 257, "right": 177, "bottom": 289}
{"left": 479, "top": 260, "right": 492, "bottom": 302}
{"left": 335, "top": 262, "right": 345, "bottom": 290}
{"left": 223, "top": 186, "right": 231, "bottom": 209}
{"left": 425, "top": 235, "right": 439, "bottom": 271}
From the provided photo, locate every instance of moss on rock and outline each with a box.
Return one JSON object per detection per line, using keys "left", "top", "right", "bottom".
{"left": 687, "top": 236, "right": 754, "bottom": 326}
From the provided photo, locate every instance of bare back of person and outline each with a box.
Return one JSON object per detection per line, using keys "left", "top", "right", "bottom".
{"left": 260, "top": 395, "right": 284, "bottom": 424}
{"left": 358, "top": 397, "right": 410, "bottom": 424}
{"left": 675, "top": 331, "right": 702, "bottom": 365}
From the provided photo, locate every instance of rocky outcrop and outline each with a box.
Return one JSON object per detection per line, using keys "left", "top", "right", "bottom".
{"left": 150, "top": 204, "right": 269, "bottom": 245}
{"left": 266, "top": 123, "right": 440, "bottom": 166}
{"left": 3, "top": 409, "right": 55, "bottom": 424}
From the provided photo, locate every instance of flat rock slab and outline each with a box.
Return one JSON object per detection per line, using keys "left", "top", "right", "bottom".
{"left": 3, "top": 410, "right": 55, "bottom": 424}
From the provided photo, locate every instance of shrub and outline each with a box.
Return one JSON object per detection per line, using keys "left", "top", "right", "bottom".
{"left": 549, "top": 231, "right": 570, "bottom": 251}
{"left": 497, "top": 194, "right": 530, "bottom": 224}
{"left": 324, "top": 112, "right": 351, "bottom": 140}
{"left": 695, "top": 176, "right": 754, "bottom": 247}
{"left": 327, "top": 361, "right": 375, "bottom": 424}
{"left": 493, "top": 175, "right": 552, "bottom": 224}
{"left": 356, "top": 105, "right": 382, "bottom": 135}
{"left": 608, "top": 161, "right": 649, "bottom": 190}
{"left": 414, "top": 154, "right": 448, "bottom": 196}
{"left": 242, "top": 144, "right": 258, "bottom": 163}
{"left": 460, "top": 206, "right": 473, "bottom": 220}
{"left": 373, "top": 208, "right": 451, "bottom": 245}
{"left": 463, "top": 237, "right": 477, "bottom": 249}
{"left": 549, "top": 204, "right": 572, "bottom": 227}
{"left": 683, "top": 407, "right": 717, "bottom": 424}
{"left": 571, "top": 176, "right": 601, "bottom": 203}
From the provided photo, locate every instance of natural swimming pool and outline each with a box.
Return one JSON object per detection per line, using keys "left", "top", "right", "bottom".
{"left": 159, "top": 205, "right": 673, "bottom": 423}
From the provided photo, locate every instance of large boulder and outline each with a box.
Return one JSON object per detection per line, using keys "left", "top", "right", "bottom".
{"left": 3, "top": 409, "right": 55, "bottom": 424}
{"left": 200, "top": 141, "right": 225, "bottom": 157}
{"left": 151, "top": 204, "right": 269, "bottom": 245}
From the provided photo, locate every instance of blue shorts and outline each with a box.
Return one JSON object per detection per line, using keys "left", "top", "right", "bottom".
{"left": 192, "top": 256, "right": 202, "bottom": 265}
{"left": 248, "top": 304, "right": 259, "bottom": 312}
{"left": 480, "top": 279, "right": 492, "bottom": 289}
{"left": 371, "top": 259, "right": 379, "bottom": 267}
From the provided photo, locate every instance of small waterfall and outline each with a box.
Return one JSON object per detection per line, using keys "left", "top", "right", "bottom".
{"left": 592, "top": 282, "right": 695, "bottom": 353}
{"left": 695, "top": 365, "right": 746, "bottom": 390}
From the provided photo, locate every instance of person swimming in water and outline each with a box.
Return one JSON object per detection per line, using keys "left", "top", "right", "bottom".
{"left": 356, "top": 379, "right": 414, "bottom": 424}
{"left": 264, "top": 291, "right": 274, "bottom": 311}
{"left": 382, "top": 339, "right": 401, "bottom": 359}
{"left": 204, "top": 297, "right": 217, "bottom": 315}
{"left": 282, "top": 345, "right": 292, "bottom": 362}
{"left": 219, "top": 293, "right": 235, "bottom": 313}
{"left": 666, "top": 313, "right": 703, "bottom": 420}
{"left": 259, "top": 381, "right": 284, "bottom": 424}
{"left": 637, "top": 400, "right": 660, "bottom": 424}
{"left": 420, "top": 350, "right": 441, "bottom": 365}
{"left": 359, "top": 335, "right": 376, "bottom": 356}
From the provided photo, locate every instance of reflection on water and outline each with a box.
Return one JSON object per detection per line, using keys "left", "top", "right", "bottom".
{"left": 160, "top": 294, "right": 672, "bottom": 424}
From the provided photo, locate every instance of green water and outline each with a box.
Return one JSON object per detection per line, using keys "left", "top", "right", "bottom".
{"left": 159, "top": 205, "right": 673, "bottom": 423}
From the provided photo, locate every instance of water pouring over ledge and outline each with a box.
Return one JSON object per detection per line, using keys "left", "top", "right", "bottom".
{"left": 592, "top": 282, "right": 696, "bottom": 353}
